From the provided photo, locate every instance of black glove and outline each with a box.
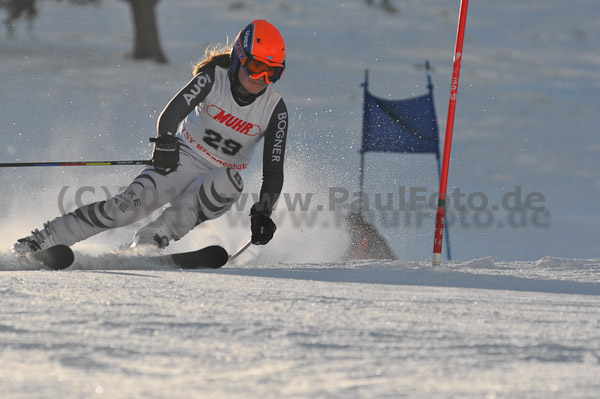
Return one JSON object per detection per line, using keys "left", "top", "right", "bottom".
{"left": 150, "top": 133, "right": 180, "bottom": 175}
{"left": 250, "top": 204, "right": 276, "bottom": 245}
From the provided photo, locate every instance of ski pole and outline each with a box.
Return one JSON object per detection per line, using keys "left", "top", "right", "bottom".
{"left": 228, "top": 239, "right": 252, "bottom": 263}
{"left": 0, "top": 160, "right": 153, "bottom": 168}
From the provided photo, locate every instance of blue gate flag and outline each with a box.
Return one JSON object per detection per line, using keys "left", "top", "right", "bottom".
{"left": 362, "top": 88, "right": 439, "bottom": 155}
{"left": 357, "top": 65, "right": 450, "bottom": 260}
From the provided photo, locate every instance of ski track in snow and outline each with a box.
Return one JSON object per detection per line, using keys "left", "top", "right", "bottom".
{"left": 2, "top": 252, "right": 599, "bottom": 295}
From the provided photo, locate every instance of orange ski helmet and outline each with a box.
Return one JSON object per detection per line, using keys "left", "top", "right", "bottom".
{"left": 230, "top": 20, "right": 286, "bottom": 84}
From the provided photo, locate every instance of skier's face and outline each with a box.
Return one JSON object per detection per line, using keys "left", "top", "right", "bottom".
{"left": 238, "top": 67, "right": 268, "bottom": 94}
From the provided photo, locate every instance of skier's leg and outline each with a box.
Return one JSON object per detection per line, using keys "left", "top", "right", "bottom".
{"left": 130, "top": 167, "right": 244, "bottom": 248}
{"left": 12, "top": 167, "right": 193, "bottom": 254}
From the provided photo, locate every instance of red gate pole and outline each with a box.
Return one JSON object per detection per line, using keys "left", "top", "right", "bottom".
{"left": 433, "top": 0, "right": 470, "bottom": 266}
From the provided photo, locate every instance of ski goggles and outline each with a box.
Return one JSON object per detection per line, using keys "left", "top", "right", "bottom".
{"left": 242, "top": 57, "right": 285, "bottom": 84}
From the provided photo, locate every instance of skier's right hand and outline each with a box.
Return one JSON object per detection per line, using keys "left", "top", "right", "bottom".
{"left": 150, "top": 133, "right": 180, "bottom": 175}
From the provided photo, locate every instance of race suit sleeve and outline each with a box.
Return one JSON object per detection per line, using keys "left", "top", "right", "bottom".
{"left": 255, "top": 98, "right": 288, "bottom": 216}
{"left": 156, "top": 70, "right": 216, "bottom": 136}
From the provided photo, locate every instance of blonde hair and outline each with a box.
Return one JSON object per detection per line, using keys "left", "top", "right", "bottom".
{"left": 192, "top": 43, "right": 232, "bottom": 76}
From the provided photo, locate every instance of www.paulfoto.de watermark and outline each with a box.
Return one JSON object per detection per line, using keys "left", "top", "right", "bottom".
{"left": 325, "top": 186, "right": 550, "bottom": 230}
{"left": 56, "top": 185, "right": 551, "bottom": 230}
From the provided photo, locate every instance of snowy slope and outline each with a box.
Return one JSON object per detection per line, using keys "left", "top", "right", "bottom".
{"left": 0, "top": 1, "right": 599, "bottom": 398}
{"left": 1, "top": 260, "right": 599, "bottom": 399}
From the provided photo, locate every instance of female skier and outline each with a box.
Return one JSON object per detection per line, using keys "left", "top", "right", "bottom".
{"left": 13, "top": 19, "right": 288, "bottom": 255}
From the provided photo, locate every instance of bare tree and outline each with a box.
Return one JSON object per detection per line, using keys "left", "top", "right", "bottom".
{"left": 365, "top": 0, "right": 397, "bottom": 14}
{"left": 120, "top": 0, "right": 167, "bottom": 63}
{"left": 1, "top": 0, "right": 37, "bottom": 37}
{"left": 1, "top": 0, "right": 168, "bottom": 63}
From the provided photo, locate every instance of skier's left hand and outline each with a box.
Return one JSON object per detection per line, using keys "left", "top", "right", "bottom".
{"left": 250, "top": 204, "right": 276, "bottom": 245}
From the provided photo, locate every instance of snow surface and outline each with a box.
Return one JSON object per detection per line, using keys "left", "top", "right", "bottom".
{"left": 1, "top": 1, "right": 599, "bottom": 398}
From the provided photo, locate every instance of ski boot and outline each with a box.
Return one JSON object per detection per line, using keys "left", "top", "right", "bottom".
{"left": 12, "top": 224, "right": 58, "bottom": 256}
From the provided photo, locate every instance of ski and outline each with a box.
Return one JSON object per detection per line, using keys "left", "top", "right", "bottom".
{"left": 29, "top": 245, "right": 75, "bottom": 271}
{"left": 26, "top": 244, "right": 230, "bottom": 270}
{"left": 152, "top": 245, "right": 229, "bottom": 269}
